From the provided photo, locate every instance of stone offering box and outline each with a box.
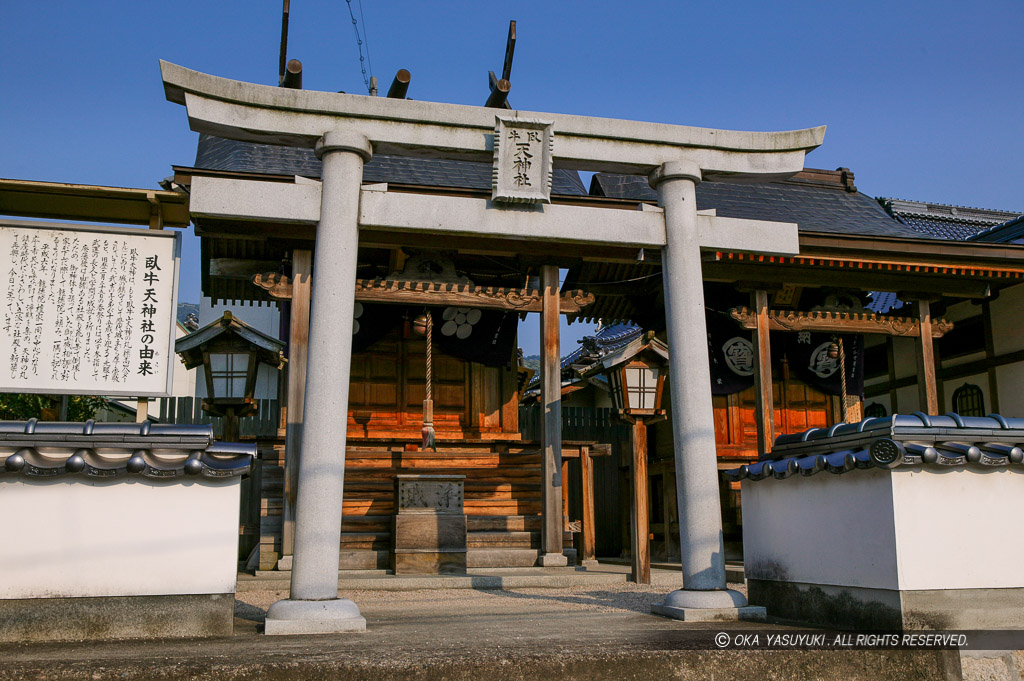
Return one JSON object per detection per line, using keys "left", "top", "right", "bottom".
{"left": 0, "top": 419, "right": 254, "bottom": 642}
{"left": 392, "top": 474, "right": 467, "bottom": 574}
{"left": 727, "top": 413, "right": 1024, "bottom": 630}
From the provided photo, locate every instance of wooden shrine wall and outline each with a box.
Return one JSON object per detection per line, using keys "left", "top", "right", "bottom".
{"left": 346, "top": 328, "right": 519, "bottom": 440}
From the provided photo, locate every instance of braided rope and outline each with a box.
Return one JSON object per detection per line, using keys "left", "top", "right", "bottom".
{"left": 425, "top": 310, "right": 432, "bottom": 403}
{"left": 838, "top": 338, "right": 849, "bottom": 422}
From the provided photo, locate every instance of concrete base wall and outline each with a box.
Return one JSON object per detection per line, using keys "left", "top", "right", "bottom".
{"left": 0, "top": 593, "right": 234, "bottom": 642}
{"left": 749, "top": 579, "right": 1024, "bottom": 630}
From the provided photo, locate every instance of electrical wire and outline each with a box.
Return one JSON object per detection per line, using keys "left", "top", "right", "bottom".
{"left": 344, "top": 0, "right": 373, "bottom": 94}
{"left": 356, "top": 0, "right": 374, "bottom": 82}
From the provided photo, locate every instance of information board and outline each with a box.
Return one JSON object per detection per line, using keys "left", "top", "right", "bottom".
{"left": 1, "top": 221, "right": 180, "bottom": 397}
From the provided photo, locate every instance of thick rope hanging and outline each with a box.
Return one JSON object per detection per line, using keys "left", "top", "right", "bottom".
{"left": 422, "top": 309, "right": 435, "bottom": 451}
{"left": 838, "top": 337, "right": 849, "bottom": 423}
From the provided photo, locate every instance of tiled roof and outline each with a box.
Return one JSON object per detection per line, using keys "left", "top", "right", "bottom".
{"left": 524, "top": 322, "right": 641, "bottom": 392}
{"left": 560, "top": 322, "right": 641, "bottom": 370}
{"left": 969, "top": 215, "right": 1024, "bottom": 244}
{"left": 194, "top": 134, "right": 588, "bottom": 196}
{"left": 725, "top": 413, "right": 1024, "bottom": 483}
{"left": 591, "top": 172, "right": 924, "bottom": 239}
{"left": 864, "top": 291, "right": 905, "bottom": 315}
{"left": 880, "top": 198, "right": 1021, "bottom": 241}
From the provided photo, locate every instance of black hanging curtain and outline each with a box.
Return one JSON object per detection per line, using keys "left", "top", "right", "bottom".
{"left": 782, "top": 331, "right": 864, "bottom": 398}
{"left": 351, "top": 303, "right": 517, "bottom": 368}
{"left": 431, "top": 306, "right": 518, "bottom": 368}
{"left": 706, "top": 311, "right": 864, "bottom": 397}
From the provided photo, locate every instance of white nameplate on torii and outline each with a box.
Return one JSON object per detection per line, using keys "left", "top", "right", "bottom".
{"left": 492, "top": 116, "right": 554, "bottom": 204}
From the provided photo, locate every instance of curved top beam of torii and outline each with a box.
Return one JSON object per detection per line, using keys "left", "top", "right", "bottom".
{"left": 160, "top": 60, "right": 824, "bottom": 180}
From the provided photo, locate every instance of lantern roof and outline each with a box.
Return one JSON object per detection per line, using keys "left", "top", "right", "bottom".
{"left": 579, "top": 331, "right": 669, "bottom": 378}
{"left": 175, "top": 311, "right": 286, "bottom": 371}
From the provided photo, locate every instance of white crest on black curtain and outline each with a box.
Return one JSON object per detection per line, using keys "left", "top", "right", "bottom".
{"left": 722, "top": 337, "right": 754, "bottom": 376}
{"left": 352, "top": 301, "right": 364, "bottom": 335}
{"left": 441, "top": 307, "right": 481, "bottom": 340}
{"left": 808, "top": 342, "right": 839, "bottom": 378}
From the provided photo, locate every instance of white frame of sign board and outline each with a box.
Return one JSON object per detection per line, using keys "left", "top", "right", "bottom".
{"left": 0, "top": 219, "right": 181, "bottom": 398}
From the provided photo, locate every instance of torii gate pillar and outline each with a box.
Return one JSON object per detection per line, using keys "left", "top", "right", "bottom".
{"left": 265, "top": 131, "right": 371, "bottom": 635}
{"left": 650, "top": 161, "right": 764, "bottom": 620}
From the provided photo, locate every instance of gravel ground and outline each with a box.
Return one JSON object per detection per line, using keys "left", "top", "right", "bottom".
{"left": 235, "top": 581, "right": 749, "bottom": 622}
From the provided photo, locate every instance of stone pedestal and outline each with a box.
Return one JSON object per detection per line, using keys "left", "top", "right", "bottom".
{"left": 391, "top": 475, "right": 467, "bottom": 575}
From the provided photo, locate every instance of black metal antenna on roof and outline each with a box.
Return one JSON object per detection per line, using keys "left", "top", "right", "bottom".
{"left": 485, "top": 20, "right": 515, "bottom": 108}
{"left": 278, "top": 0, "right": 290, "bottom": 86}
{"left": 278, "top": 0, "right": 302, "bottom": 89}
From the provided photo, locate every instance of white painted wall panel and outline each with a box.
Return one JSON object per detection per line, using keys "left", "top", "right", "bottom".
{"left": 996, "top": 363, "right": 1024, "bottom": 417}
{"left": 891, "top": 468, "right": 1024, "bottom": 590}
{"left": 0, "top": 478, "right": 240, "bottom": 599}
{"left": 742, "top": 468, "right": 899, "bottom": 590}
{"left": 992, "top": 285, "right": 1024, "bottom": 356}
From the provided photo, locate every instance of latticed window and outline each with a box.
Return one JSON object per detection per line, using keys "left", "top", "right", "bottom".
{"left": 864, "top": 402, "right": 888, "bottom": 418}
{"left": 952, "top": 383, "right": 985, "bottom": 417}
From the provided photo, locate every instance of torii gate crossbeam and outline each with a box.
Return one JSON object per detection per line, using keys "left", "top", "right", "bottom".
{"left": 160, "top": 60, "right": 825, "bottom": 633}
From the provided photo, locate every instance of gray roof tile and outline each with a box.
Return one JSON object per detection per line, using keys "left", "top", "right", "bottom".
{"left": 194, "top": 134, "right": 587, "bottom": 196}
{"left": 591, "top": 173, "right": 925, "bottom": 239}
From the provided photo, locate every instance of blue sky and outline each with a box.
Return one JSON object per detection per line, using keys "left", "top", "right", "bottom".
{"left": 2, "top": 1, "right": 1022, "bottom": 354}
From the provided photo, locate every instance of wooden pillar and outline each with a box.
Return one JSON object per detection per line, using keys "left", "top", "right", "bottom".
{"left": 282, "top": 249, "right": 312, "bottom": 559}
{"left": 580, "top": 446, "right": 596, "bottom": 564}
{"left": 135, "top": 398, "right": 149, "bottom": 424}
{"left": 752, "top": 290, "right": 774, "bottom": 453}
{"left": 916, "top": 299, "right": 939, "bottom": 415}
{"left": 538, "top": 265, "right": 566, "bottom": 566}
{"left": 561, "top": 458, "right": 570, "bottom": 532}
{"left": 886, "top": 337, "right": 899, "bottom": 413}
{"left": 630, "top": 419, "right": 650, "bottom": 584}
{"left": 983, "top": 300, "right": 1000, "bottom": 413}
{"left": 662, "top": 471, "right": 678, "bottom": 561}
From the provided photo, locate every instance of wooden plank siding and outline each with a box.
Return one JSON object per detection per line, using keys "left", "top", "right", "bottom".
{"left": 257, "top": 439, "right": 587, "bottom": 569}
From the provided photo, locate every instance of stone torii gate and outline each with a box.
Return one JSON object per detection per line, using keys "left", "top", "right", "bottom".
{"left": 161, "top": 61, "right": 824, "bottom": 634}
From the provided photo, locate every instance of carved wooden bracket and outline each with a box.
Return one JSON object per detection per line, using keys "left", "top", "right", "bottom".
{"left": 728, "top": 306, "right": 953, "bottom": 338}
{"left": 253, "top": 272, "right": 594, "bottom": 314}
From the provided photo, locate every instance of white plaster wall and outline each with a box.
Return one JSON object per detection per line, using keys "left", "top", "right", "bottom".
{"left": 942, "top": 298, "right": 981, "bottom": 324}
{"left": 991, "top": 284, "right": 1024, "bottom": 355}
{"left": 171, "top": 323, "right": 197, "bottom": 398}
{"left": 891, "top": 467, "right": 1024, "bottom": 590}
{"left": 200, "top": 297, "right": 280, "bottom": 330}
{"left": 892, "top": 337, "right": 920, "bottom": 381}
{"left": 741, "top": 467, "right": 900, "bottom": 590}
{"left": 0, "top": 477, "right": 240, "bottom": 599}
{"left": 896, "top": 385, "right": 920, "bottom": 414}
{"left": 996, "top": 363, "right": 1024, "bottom": 417}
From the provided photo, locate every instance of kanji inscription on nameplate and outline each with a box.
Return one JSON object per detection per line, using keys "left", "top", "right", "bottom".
{"left": 396, "top": 475, "right": 465, "bottom": 514}
{"left": 492, "top": 115, "right": 554, "bottom": 204}
{"left": 0, "top": 221, "right": 179, "bottom": 397}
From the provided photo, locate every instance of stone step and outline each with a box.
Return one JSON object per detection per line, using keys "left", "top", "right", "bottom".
{"left": 467, "top": 531, "right": 574, "bottom": 549}
{"left": 466, "top": 515, "right": 541, "bottom": 532}
{"left": 271, "top": 547, "right": 580, "bottom": 572}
